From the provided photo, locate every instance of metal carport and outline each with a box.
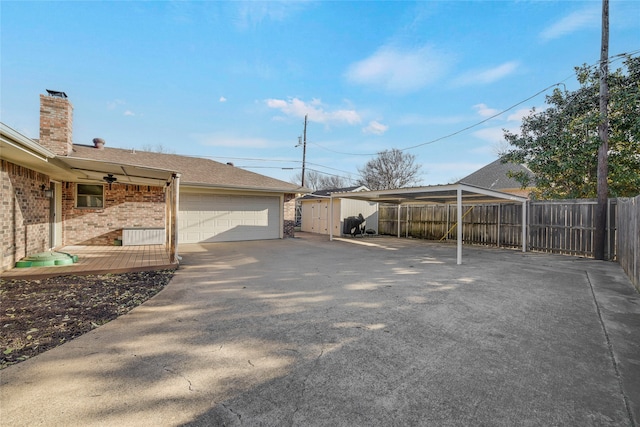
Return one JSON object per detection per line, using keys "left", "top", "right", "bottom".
{"left": 329, "top": 183, "right": 528, "bottom": 265}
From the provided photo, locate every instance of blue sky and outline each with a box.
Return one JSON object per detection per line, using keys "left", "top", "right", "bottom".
{"left": 2, "top": 1, "right": 639, "bottom": 186}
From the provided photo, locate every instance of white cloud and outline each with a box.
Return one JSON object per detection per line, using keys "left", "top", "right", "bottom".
{"left": 191, "top": 132, "right": 270, "bottom": 148}
{"left": 265, "top": 97, "right": 361, "bottom": 125}
{"left": 363, "top": 120, "right": 389, "bottom": 135}
{"left": 345, "top": 44, "right": 453, "bottom": 93}
{"left": 473, "top": 103, "right": 500, "bottom": 118}
{"left": 219, "top": 96, "right": 227, "bottom": 103}
{"left": 123, "top": 110, "right": 135, "bottom": 116}
{"left": 107, "top": 99, "right": 126, "bottom": 110}
{"left": 506, "top": 108, "right": 533, "bottom": 122}
{"left": 540, "top": 7, "right": 599, "bottom": 41}
{"left": 472, "top": 127, "right": 507, "bottom": 144}
{"left": 235, "top": 1, "right": 308, "bottom": 30}
{"left": 453, "top": 61, "right": 519, "bottom": 86}
{"left": 396, "top": 113, "right": 469, "bottom": 126}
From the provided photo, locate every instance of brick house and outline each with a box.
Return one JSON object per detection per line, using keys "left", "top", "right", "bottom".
{"left": 1, "top": 92, "right": 307, "bottom": 272}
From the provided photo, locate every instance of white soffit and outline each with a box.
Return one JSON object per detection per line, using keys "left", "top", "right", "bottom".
{"left": 55, "top": 157, "right": 176, "bottom": 186}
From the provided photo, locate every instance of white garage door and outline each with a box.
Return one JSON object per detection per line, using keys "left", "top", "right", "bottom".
{"left": 179, "top": 194, "right": 280, "bottom": 243}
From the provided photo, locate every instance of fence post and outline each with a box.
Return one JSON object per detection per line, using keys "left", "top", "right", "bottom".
{"left": 497, "top": 204, "right": 501, "bottom": 248}
{"left": 522, "top": 201, "right": 527, "bottom": 252}
{"left": 457, "top": 188, "right": 463, "bottom": 264}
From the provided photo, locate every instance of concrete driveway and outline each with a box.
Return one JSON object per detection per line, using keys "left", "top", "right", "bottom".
{"left": 1, "top": 233, "right": 639, "bottom": 426}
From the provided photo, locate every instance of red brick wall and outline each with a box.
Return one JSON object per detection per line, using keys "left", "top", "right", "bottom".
{"left": 39, "top": 95, "right": 73, "bottom": 156}
{"left": 61, "top": 182, "right": 165, "bottom": 245}
{"left": 1, "top": 160, "right": 51, "bottom": 271}
{"left": 283, "top": 193, "right": 296, "bottom": 238}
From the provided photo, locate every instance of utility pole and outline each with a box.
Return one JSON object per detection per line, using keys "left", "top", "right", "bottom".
{"left": 297, "top": 114, "right": 308, "bottom": 187}
{"left": 595, "top": 0, "right": 609, "bottom": 260}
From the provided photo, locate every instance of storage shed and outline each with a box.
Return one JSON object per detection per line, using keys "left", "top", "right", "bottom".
{"left": 299, "top": 186, "right": 378, "bottom": 236}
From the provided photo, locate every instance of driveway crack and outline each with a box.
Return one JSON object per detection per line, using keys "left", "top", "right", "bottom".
{"left": 585, "top": 271, "right": 636, "bottom": 427}
{"left": 222, "top": 403, "right": 243, "bottom": 424}
{"left": 290, "top": 349, "right": 324, "bottom": 425}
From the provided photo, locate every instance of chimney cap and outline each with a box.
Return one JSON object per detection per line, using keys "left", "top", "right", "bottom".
{"left": 46, "top": 89, "right": 68, "bottom": 98}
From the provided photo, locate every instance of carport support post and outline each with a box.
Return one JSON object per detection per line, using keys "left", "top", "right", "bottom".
{"left": 457, "top": 187, "right": 462, "bottom": 265}
{"left": 329, "top": 195, "right": 334, "bottom": 241}
{"left": 397, "top": 204, "right": 401, "bottom": 238}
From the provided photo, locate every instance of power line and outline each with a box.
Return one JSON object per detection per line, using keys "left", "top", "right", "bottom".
{"left": 305, "top": 50, "right": 639, "bottom": 156}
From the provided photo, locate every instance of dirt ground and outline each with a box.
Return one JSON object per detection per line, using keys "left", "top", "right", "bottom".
{"left": 0, "top": 270, "right": 175, "bottom": 369}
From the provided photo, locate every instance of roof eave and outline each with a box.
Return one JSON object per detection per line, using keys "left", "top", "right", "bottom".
{"left": 181, "top": 181, "right": 310, "bottom": 194}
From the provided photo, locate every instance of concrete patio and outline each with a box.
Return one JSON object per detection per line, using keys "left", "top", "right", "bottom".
{"left": 1, "top": 233, "right": 638, "bottom": 426}
{"left": 0, "top": 245, "right": 176, "bottom": 280}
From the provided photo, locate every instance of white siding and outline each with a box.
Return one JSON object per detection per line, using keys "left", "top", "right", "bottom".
{"left": 341, "top": 199, "right": 379, "bottom": 234}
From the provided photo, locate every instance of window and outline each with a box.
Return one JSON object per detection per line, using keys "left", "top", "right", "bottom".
{"left": 77, "top": 184, "right": 104, "bottom": 208}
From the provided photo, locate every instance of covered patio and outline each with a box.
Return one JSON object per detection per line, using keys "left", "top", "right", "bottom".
{"left": 330, "top": 183, "right": 528, "bottom": 264}
{"left": 0, "top": 245, "right": 176, "bottom": 281}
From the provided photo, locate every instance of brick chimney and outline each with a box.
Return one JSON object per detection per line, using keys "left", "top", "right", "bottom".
{"left": 39, "top": 91, "right": 73, "bottom": 156}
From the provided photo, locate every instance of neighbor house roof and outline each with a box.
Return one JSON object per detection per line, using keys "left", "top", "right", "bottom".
{"left": 67, "top": 144, "right": 306, "bottom": 193}
{"left": 458, "top": 159, "right": 534, "bottom": 191}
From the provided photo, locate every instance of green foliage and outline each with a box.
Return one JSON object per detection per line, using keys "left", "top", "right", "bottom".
{"left": 502, "top": 55, "right": 640, "bottom": 199}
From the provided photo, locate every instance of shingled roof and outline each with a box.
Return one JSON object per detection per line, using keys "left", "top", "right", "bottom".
{"left": 458, "top": 159, "right": 534, "bottom": 191}
{"left": 68, "top": 144, "right": 305, "bottom": 192}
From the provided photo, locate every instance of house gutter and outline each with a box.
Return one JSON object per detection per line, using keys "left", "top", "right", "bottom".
{"left": 0, "top": 122, "right": 56, "bottom": 162}
{"left": 181, "top": 181, "right": 310, "bottom": 194}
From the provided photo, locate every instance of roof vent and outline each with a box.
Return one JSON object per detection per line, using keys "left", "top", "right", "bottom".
{"left": 46, "top": 89, "right": 67, "bottom": 98}
{"left": 93, "top": 138, "right": 106, "bottom": 149}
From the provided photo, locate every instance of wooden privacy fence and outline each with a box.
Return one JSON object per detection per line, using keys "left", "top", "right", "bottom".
{"left": 616, "top": 196, "right": 639, "bottom": 291}
{"left": 378, "top": 199, "right": 621, "bottom": 260}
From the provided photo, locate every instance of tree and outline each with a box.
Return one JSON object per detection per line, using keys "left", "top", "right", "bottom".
{"left": 290, "top": 170, "right": 349, "bottom": 191}
{"left": 357, "top": 148, "right": 422, "bottom": 190}
{"left": 501, "top": 55, "right": 640, "bottom": 199}
{"left": 141, "top": 143, "right": 175, "bottom": 154}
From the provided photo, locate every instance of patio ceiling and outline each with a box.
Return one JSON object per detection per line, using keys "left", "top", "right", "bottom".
{"left": 55, "top": 157, "right": 177, "bottom": 187}
{"left": 329, "top": 183, "right": 529, "bottom": 265}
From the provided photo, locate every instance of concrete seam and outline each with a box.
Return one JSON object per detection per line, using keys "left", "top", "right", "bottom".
{"left": 585, "top": 270, "right": 636, "bottom": 427}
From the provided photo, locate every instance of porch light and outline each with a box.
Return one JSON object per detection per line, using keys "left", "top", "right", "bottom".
{"left": 40, "top": 184, "right": 53, "bottom": 198}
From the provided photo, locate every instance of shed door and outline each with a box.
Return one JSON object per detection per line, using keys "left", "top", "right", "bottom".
{"left": 179, "top": 194, "right": 280, "bottom": 243}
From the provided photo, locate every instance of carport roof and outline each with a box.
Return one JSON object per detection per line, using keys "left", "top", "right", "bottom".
{"left": 329, "top": 183, "right": 528, "bottom": 205}
{"left": 329, "top": 183, "right": 528, "bottom": 265}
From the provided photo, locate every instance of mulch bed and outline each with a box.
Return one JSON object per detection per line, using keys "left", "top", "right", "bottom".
{"left": 0, "top": 270, "right": 175, "bottom": 369}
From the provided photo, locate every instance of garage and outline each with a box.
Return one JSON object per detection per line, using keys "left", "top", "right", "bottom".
{"left": 178, "top": 193, "right": 280, "bottom": 243}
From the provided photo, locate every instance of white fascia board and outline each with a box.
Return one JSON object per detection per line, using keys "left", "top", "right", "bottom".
{"left": 0, "top": 123, "right": 56, "bottom": 161}
{"left": 458, "top": 183, "right": 528, "bottom": 203}
{"left": 182, "top": 181, "right": 309, "bottom": 194}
